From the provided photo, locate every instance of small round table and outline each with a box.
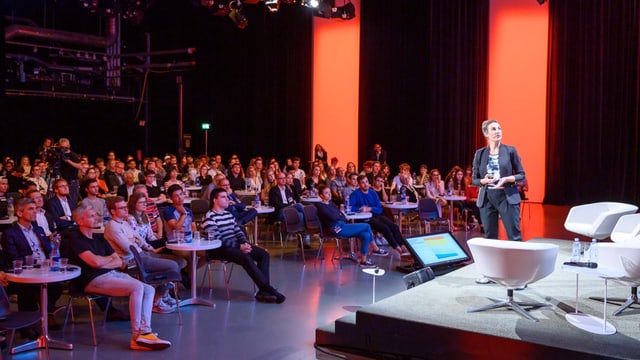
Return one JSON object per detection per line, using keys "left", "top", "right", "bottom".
{"left": 382, "top": 202, "right": 418, "bottom": 233}
{"left": 6, "top": 265, "right": 81, "bottom": 355}
{"left": 247, "top": 206, "right": 275, "bottom": 245}
{"left": 442, "top": 195, "right": 467, "bottom": 232}
{"left": 362, "top": 267, "right": 385, "bottom": 303}
{"left": 166, "top": 240, "right": 221, "bottom": 307}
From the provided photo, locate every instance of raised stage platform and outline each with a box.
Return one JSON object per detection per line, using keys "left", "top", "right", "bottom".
{"left": 316, "top": 239, "right": 640, "bottom": 359}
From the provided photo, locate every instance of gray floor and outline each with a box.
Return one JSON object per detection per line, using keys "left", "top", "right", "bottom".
{"left": 5, "top": 203, "right": 572, "bottom": 359}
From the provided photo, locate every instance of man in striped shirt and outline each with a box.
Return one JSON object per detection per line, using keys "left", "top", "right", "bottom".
{"left": 201, "top": 188, "right": 286, "bottom": 304}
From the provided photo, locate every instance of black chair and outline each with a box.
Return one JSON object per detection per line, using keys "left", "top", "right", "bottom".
{"left": 190, "top": 199, "right": 210, "bottom": 228}
{"left": 0, "top": 285, "right": 41, "bottom": 352}
{"left": 129, "top": 245, "right": 182, "bottom": 325}
{"left": 281, "top": 206, "right": 307, "bottom": 262}
{"left": 62, "top": 283, "right": 112, "bottom": 347}
{"left": 302, "top": 204, "right": 351, "bottom": 269}
{"left": 417, "top": 198, "right": 450, "bottom": 233}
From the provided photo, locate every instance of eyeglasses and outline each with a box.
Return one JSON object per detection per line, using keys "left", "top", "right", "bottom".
{"left": 221, "top": 183, "right": 230, "bottom": 187}
{"left": 432, "top": 173, "right": 440, "bottom": 176}
{"left": 57, "top": 184, "right": 69, "bottom": 188}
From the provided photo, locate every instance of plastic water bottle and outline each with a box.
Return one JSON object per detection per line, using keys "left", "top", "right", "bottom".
{"left": 571, "top": 238, "right": 581, "bottom": 262}
{"left": 400, "top": 187, "right": 407, "bottom": 204}
{"left": 7, "top": 196, "right": 14, "bottom": 217}
{"left": 344, "top": 194, "right": 350, "bottom": 213}
{"left": 50, "top": 235, "right": 61, "bottom": 271}
{"left": 589, "top": 239, "right": 598, "bottom": 263}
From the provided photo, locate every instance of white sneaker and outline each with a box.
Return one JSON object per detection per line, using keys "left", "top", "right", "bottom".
{"left": 152, "top": 299, "right": 175, "bottom": 314}
{"left": 162, "top": 294, "right": 177, "bottom": 307}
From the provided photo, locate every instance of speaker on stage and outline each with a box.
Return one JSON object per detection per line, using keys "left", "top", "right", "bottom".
{"left": 403, "top": 267, "right": 435, "bottom": 289}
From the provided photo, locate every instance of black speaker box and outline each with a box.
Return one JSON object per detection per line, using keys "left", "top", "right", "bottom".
{"left": 403, "top": 267, "right": 435, "bottom": 289}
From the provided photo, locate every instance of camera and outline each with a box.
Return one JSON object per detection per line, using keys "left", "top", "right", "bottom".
{"left": 44, "top": 144, "right": 70, "bottom": 174}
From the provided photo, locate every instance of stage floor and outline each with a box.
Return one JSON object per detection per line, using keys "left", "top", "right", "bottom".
{"left": 316, "top": 238, "right": 640, "bottom": 359}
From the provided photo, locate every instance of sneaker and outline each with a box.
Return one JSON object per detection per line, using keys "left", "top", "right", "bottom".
{"left": 135, "top": 333, "right": 171, "bottom": 350}
{"left": 255, "top": 290, "right": 277, "bottom": 303}
{"left": 359, "top": 260, "right": 376, "bottom": 268}
{"left": 130, "top": 339, "right": 153, "bottom": 351}
{"left": 371, "top": 249, "right": 389, "bottom": 256}
{"left": 162, "top": 294, "right": 177, "bottom": 307}
{"left": 152, "top": 300, "right": 175, "bottom": 314}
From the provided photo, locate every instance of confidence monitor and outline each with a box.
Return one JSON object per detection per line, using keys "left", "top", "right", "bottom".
{"left": 401, "top": 231, "right": 471, "bottom": 275}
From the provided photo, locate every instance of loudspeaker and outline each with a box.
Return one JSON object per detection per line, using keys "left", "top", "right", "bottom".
{"left": 403, "top": 267, "right": 435, "bottom": 289}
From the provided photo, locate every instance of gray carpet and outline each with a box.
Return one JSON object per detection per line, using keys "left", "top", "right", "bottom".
{"left": 317, "top": 238, "right": 640, "bottom": 359}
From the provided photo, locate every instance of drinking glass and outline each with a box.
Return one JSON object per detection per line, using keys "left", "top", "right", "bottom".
{"left": 12, "top": 260, "right": 23, "bottom": 274}
{"left": 40, "top": 259, "right": 50, "bottom": 272}
{"left": 24, "top": 255, "right": 35, "bottom": 269}
{"left": 59, "top": 258, "right": 69, "bottom": 271}
{"left": 193, "top": 231, "right": 201, "bottom": 241}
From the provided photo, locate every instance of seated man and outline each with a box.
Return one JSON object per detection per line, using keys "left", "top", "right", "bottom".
{"left": 1, "top": 198, "right": 64, "bottom": 330}
{"left": 349, "top": 175, "right": 409, "bottom": 256}
{"left": 268, "top": 172, "right": 309, "bottom": 247}
{"left": 104, "top": 196, "right": 181, "bottom": 314}
{"left": 45, "top": 178, "right": 77, "bottom": 231}
{"left": 65, "top": 204, "right": 172, "bottom": 350}
{"left": 315, "top": 185, "right": 387, "bottom": 267}
{"left": 202, "top": 188, "right": 285, "bottom": 303}
{"left": 81, "top": 178, "right": 109, "bottom": 224}
{"left": 216, "top": 177, "right": 257, "bottom": 226}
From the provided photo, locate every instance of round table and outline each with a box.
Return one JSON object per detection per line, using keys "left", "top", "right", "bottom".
{"left": 6, "top": 265, "right": 81, "bottom": 355}
{"left": 442, "top": 195, "right": 467, "bottom": 232}
{"left": 382, "top": 202, "right": 418, "bottom": 233}
{"left": 300, "top": 196, "right": 322, "bottom": 203}
{"left": 166, "top": 240, "right": 221, "bottom": 307}
{"left": 362, "top": 268, "right": 385, "bottom": 303}
{"left": 0, "top": 215, "right": 17, "bottom": 225}
{"left": 345, "top": 212, "right": 372, "bottom": 221}
{"left": 247, "top": 206, "right": 275, "bottom": 245}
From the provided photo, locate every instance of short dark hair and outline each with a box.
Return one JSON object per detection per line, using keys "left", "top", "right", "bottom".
{"left": 210, "top": 187, "right": 226, "bottom": 203}
{"left": 356, "top": 174, "right": 368, "bottom": 184}
{"left": 106, "top": 196, "right": 125, "bottom": 210}
{"left": 82, "top": 178, "right": 98, "bottom": 190}
{"left": 167, "top": 184, "right": 183, "bottom": 198}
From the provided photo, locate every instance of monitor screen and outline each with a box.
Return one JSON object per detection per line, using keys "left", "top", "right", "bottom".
{"left": 404, "top": 231, "right": 470, "bottom": 269}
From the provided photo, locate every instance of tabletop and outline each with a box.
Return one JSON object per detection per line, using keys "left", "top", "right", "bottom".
{"left": 234, "top": 190, "right": 257, "bottom": 197}
{"left": 561, "top": 263, "right": 625, "bottom": 279}
{"left": 0, "top": 215, "right": 17, "bottom": 225}
{"left": 6, "top": 265, "right": 81, "bottom": 284}
{"left": 248, "top": 206, "right": 275, "bottom": 214}
{"left": 166, "top": 239, "right": 221, "bottom": 252}
{"left": 382, "top": 202, "right": 418, "bottom": 210}
{"left": 345, "top": 212, "right": 372, "bottom": 221}
{"left": 300, "top": 196, "right": 322, "bottom": 203}
{"left": 186, "top": 185, "right": 202, "bottom": 191}
{"left": 442, "top": 195, "right": 467, "bottom": 201}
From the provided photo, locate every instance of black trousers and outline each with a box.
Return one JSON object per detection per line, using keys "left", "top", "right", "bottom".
{"left": 207, "top": 245, "right": 271, "bottom": 291}
{"left": 367, "top": 215, "right": 405, "bottom": 249}
{"left": 479, "top": 189, "right": 522, "bottom": 241}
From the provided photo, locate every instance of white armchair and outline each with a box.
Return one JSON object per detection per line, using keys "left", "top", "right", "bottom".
{"left": 564, "top": 202, "right": 638, "bottom": 240}
{"left": 595, "top": 241, "right": 640, "bottom": 316}
{"left": 610, "top": 213, "right": 640, "bottom": 243}
{"left": 467, "top": 238, "right": 559, "bottom": 321}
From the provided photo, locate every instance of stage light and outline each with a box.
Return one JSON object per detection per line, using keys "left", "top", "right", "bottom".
{"left": 265, "top": 0, "right": 279, "bottom": 13}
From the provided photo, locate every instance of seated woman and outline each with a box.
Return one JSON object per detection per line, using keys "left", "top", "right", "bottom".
{"left": 315, "top": 185, "right": 387, "bottom": 268}
{"left": 197, "top": 165, "right": 213, "bottom": 187}
{"left": 163, "top": 166, "right": 185, "bottom": 193}
{"left": 425, "top": 169, "right": 448, "bottom": 217}
{"left": 445, "top": 165, "right": 467, "bottom": 221}
{"left": 305, "top": 164, "right": 323, "bottom": 196}
{"left": 415, "top": 164, "right": 429, "bottom": 197}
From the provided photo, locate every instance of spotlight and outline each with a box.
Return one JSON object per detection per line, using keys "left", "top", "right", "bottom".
{"left": 306, "top": 0, "right": 319, "bottom": 7}
{"left": 537, "top": 0, "right": 546, "bottom": 4}
{"left": 265, "top": 0, "right": 279, "bottom": 13}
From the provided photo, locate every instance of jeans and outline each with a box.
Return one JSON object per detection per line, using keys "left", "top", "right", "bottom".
{"left": 334, "top": 221, "right": 373, "bottom": 255}
{"left": 85, "top": 270, "right": 155, "bottom": 337}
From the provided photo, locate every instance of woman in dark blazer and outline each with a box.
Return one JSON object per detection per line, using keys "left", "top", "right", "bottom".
{"left": 471, "top": 119, "right": 525, "bottom": 242}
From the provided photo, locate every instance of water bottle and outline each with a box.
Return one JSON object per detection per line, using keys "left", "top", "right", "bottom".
{"left": 571, "top": 238, "right": 581, "bottom": 262}
{"left": 400, "top": 187, "right": 407, "bottom": 204}
{"left": 344, "top": 194, "right": 350, "bottom": 213}
{"left": 7, "top": 196, "right": 14, "bottom": 217}
{"left": 195, "top": 176, "right": 200, "bottom": 187}
{"left": 589, "top": 239, "right": 598, "bottom": 263}
{"left": 310, "top": 182, "right": 316, "bottom": 197}
{"left": 50, "top": 234, "right": 61, "bottom": 271}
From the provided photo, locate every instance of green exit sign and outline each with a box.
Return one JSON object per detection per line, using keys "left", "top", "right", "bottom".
{"left": 201, "top": 123, "right": 211, "bottom": 130}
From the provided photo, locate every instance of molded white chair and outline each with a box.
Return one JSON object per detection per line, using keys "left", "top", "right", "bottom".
{"left": 467, "top": 238, "right": 558, "bottom": 321}
{"left": 610, "top": 213, "right": 640, "bottom": 243}
{"left": 564, "top": 202, "right": 638, "bottom": 240}
{"left": 595, "top": 242, "right": 640, "bottom": 316}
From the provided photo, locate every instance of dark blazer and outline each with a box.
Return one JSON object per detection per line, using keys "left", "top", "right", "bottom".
{"left": 268, "top": 185, "right": 294, "bottom": 223}
{"left": 45, "top": 195, "right": 77, "bottom": 230}
{"left": 287, "top": 179, "right": 303, "bottom": 202}
{"left": 1, "top": 222, "right": 53, "bottom": 264}
{"left": 471, "top": 144, "right": 525, "bottom": 207}
{"left": 369, "top": 149, "right": 387, "bottom": 163}
{"left": 117, "top": 183, "right": 134, "bottom": 201}
{"left": 104, "top": 170, "right": 122, "bottom": 192}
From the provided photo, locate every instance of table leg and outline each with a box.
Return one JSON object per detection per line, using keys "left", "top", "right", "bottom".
{"left": 449, "top": 200, "right": 455, "bottom": 232}
{"left": 565, "top": 274, "right": 616, "bottom": 335}
{"left": 178, "top": 251, "right": 215, "bottom": 308}
{"left": 254, "top": 218, "right": 259, "bottom": 246}
{"left": 397, "top": 211, "right": 403, "bottom": 233}
{"left": 11, "top": 283, "right": 73, "bottom": 355}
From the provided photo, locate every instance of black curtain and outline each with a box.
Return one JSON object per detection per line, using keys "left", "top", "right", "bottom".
{"left": 545, "top": 0, "right": 640, "bottom": 205}
{"left": 0, "top": 1, "right": 313, "bottom": 165}
{"left": 358, "top": 0, "right": 488, "bottom": 174}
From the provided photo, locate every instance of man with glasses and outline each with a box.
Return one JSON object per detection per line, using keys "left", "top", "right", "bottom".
{"left": 268, "top": 172, "right": 309, "bottom": 248}
{"left": 45, "top": 178, "right": 77, "bottom": 231}
{"left": 216, "top": 177, "right": 257, "bottom": 226}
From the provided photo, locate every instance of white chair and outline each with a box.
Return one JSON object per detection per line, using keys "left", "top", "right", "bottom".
{"left": 564, "top": 202, "right": 638, "bottom": 240}
{"left": 610, "top": 213, "right": 640, "bottom": 243}
{"left": 594, "top": 239, "right": 640, "bottom": 316}
{"left": 467, "top": 238, "right": 558, "bottom": 321}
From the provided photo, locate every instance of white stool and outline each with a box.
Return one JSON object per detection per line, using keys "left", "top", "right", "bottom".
{"left": 362, "top": 267, "right": 385, "bottom": 303}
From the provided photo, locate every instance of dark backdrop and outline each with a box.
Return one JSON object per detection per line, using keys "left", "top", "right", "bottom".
{"left": 358, "top": 0, "right": 489, "bottom": 175}
{"left": 0, "top": 0, "right": 312, "bottom": 165}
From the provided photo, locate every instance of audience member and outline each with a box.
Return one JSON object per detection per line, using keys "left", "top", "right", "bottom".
{"left": 216, "top": 177, "right": 257, "bottom": 226}
{"left": 25, "top": 163, "right": 48, "bottom": 195}
{"left": 65, "top": 204, "right": 172, "bottom": 350}
{"left": 202, "top": 188, "right": 286, "bottom": 303}
{"left": 314, "top": 144, "right": 328, "bottom": 165}
{"left": 81, "top": 178, "right": 109, "bottom": 225}
{"left": 290, "top": 157, "right": 306, "bottom": 186}
{"left": 268, "top": 172, "right": 309, "bottom": 247}
{"left": 45, "top": 178, "right": 77, "bottom": 231}
{"left": 117, "top": 170, "right": 137, "bottom": 201}
{"left": 369, "top": 143, "right": 387, "bottom": 163}
{"left": 227, "top": 163, "right": 245, "bottom": 191}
